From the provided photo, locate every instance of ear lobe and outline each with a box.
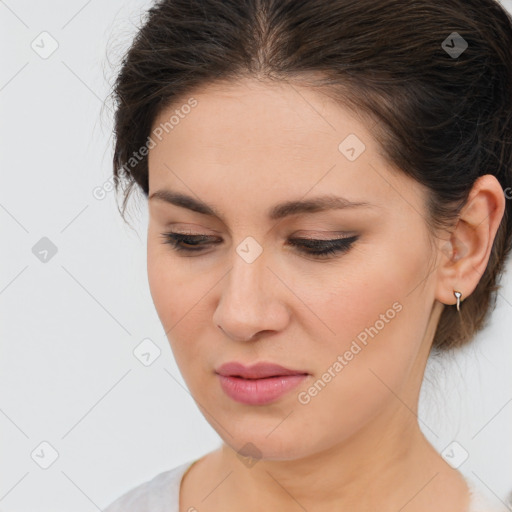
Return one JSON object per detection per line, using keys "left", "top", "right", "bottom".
{"left": 434, "top": 174, "right": 506, "bottom": 307}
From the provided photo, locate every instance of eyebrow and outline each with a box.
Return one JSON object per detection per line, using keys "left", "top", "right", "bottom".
{"left": 148, "top": 189, "right": 376, "bottom": 221}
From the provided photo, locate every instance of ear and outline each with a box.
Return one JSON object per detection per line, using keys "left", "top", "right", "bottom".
{"left": 435, "top": 174, "right": 506, "bottom": 307}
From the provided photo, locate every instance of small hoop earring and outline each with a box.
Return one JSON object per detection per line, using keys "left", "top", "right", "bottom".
{"left": 454, "top": 290, "right": 462, "bottom": 312}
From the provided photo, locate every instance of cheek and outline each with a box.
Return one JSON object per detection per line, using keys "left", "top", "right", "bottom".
{"left": 147, "top": 241, "right": 191, "bottom": 340}
{"left": 147, "top": 241, "right": 176, "bottom": 326}
{"left": 297, "top": 244, "right": 429, "bottom": 397}
{"left": 297, "top": 254, "right": 407, "bottom": 353}
{"left": 147, "top": 235, "right": 200, "bottom": 323}
{"left": 289, "top": 284, "right": 421, "bottom": 451}
{"left": 294, "top": 307, "right": 419, "bottom": 452}
{"left": 322, "top": 235, "right": 430, "bottom": 347}
{"left": 146, "top": 239, "right": 214, "bottom": 378}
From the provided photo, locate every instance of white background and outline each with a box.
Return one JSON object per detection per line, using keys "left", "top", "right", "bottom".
{"left": 1, "top": 1, "right": 512, "bottom": 510}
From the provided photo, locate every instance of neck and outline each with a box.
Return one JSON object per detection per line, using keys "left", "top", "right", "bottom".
{"left": 208, "top": 406, "right": 453, "bottom": 511}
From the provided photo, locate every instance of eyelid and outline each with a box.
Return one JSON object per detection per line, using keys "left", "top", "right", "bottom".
{"left": 160, "top": 229, "right": 358, "bottom": 243}
{"left": 160, "top": 231, "right": 359, "bottom": 259}
{"left": 291, "top": 232, "right": 357, "bottom": 239}
{"left": 167, "top": 227, "right": 354, "bottom": 238}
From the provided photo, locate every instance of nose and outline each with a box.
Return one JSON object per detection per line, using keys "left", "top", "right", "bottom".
{"left": 212, "top": 250, "right": 290, "bottom": 342}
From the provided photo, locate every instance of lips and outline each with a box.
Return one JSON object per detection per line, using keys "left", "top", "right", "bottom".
{"left": 215, "top": 361, "right": 308, "bottom": 379}
{"left": 215, "top": 361, "right": 309, "bottom": 405}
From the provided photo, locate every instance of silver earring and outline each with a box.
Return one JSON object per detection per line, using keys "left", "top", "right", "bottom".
{"left": 454, "top": 290, "right": 462, "bottom": 311}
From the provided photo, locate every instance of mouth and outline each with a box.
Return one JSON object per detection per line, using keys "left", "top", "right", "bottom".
{"left": 215, "top": 361, "right": 309, "bottom": 405}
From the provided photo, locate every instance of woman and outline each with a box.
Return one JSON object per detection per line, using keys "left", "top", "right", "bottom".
{"left": 104, "top": 0, "right": 512, "bottom": 510}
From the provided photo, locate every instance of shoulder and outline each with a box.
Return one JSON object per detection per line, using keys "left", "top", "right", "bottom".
{"left": 465, "top": 477, "right": 512, "bottom": 512}
{"left": 103, "top": 459, "right": 197, "bottom": 512}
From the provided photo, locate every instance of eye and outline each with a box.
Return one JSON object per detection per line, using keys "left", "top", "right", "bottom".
{"left": 287, "top": 235, "right": 359, "bottom": 259}
{"left": 160, "top": 233, "right": 221, "bottom": 253}
{"left": 160, "top": 232, "right": 359, "bottom": 259}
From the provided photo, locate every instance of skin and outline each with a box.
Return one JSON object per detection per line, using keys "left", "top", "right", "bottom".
{"left": 146, "top": 78, "right": 505, "bottom": 512}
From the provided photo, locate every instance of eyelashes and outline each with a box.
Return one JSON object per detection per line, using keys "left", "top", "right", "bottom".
{"left": 285, "top": 236, "right": 358, "bottom": 258}
{"left": 160, "top": 232, "right": 359, "bottom": 260}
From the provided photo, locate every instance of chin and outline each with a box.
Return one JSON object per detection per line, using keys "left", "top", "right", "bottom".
{"left": 215, "top": 420, "right": 311, "bottom": 462}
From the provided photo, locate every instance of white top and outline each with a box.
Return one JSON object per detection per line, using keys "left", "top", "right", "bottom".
{"left": 103, "top": 459, "right": 506, "bottom": 512}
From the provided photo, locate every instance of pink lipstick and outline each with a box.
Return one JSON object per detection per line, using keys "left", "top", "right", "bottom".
{"left": 215, "top": 361, "right": 309, "bottom": 405}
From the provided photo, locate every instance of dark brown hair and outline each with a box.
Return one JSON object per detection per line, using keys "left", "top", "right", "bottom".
{"left": 109, "top": 0, "right": 512, "bottom": 351}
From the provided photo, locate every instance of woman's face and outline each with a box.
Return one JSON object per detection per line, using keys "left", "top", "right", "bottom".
{"left": 147, "top": 78, "right": 444, "bottom": 460}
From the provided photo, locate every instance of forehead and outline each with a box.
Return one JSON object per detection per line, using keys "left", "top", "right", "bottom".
{"left": 147, "top": 78, "right": 419, "bottom": 221}
{"left": 149, "top": 77, "right": 373, "bottom": 160}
